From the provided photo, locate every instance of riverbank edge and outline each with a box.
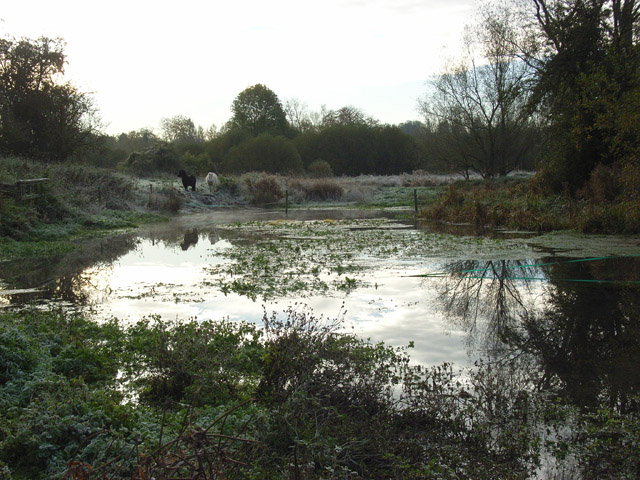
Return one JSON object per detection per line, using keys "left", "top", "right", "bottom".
{"left": 420, "top": 176, "right": 640, "bottom": 234}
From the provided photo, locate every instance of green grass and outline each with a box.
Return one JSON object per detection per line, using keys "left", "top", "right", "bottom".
{"left": 1, "top": 307, "right": 637, "bottom": 479}
{"left": 0, "top": 239, "right": 77, "bottom": 260}
{"left": 0, "top": 156, "right": 169, "bottom": 257}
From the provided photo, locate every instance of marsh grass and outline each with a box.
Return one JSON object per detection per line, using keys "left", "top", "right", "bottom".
{"left": 424, "top": 179, "right": 571, "bottom": 231}
{"left": 424, "top": 174, "right": 640, "bottom": 234}
{"left": 145, "top": 181, "right": 183, "bottom": 213}
{"left": 289, "top": 177, "right": 345, "bottom": 201}
{"left": 236, "top": 173, "right": 447, "bottom": 209}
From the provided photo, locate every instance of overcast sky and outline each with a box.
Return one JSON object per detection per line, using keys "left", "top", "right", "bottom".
{"left": 1, "top": 0, "right": 476, "bottom": 135}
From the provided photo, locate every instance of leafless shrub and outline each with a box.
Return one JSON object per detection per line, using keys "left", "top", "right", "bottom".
{"left": 147, "top": 185, "right": 183, "bottom": 213}
{"left": 299, "top": 179, "right": 344, "bottom": 201}
{"left": 244, "top": 174, "right": 285, "bottom": 205}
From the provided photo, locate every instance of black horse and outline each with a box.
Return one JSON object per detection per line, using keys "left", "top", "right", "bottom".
{"left": 178, "top": 170, "right": 196, "bottom": 191}
{"left": 180, "top": 228, "right": 199, "bottom": 250}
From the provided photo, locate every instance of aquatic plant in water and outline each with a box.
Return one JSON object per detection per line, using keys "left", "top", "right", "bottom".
{"left": 205, "top": 219, "right": 527, "bottom": 301}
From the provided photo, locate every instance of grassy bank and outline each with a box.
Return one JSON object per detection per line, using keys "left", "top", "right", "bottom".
{"left": 1, "top": 308, "right": 637, "bottom": 479}
{"left": 422, "top": 176, "right": 640, "bottom": 234}
{"left": 0, "top": 157, "right": 449, "bottom": 260}
{"left": 0, "top": 157, "right": 170, "bottom": 258}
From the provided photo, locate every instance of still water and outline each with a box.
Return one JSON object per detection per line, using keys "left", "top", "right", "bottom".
{"left": 2, "top": 208, "right": 640, "bottom": 404}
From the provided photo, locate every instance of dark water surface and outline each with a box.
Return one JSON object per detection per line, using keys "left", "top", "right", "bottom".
{"left": 1, "top": 208, "right": 640, "bottom": 407}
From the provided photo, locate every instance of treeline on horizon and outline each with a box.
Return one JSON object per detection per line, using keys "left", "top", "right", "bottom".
{"left": 97, "top": 100, "right": 442, "bottom": 178}
{"left": 0, "top": 34, "right": 471, "bottom": 178}
{"left": 2, "top": 0, "right": 640, "bottom": 198}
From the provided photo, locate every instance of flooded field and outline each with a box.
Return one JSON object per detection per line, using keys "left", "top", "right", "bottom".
{"left": 2, "top": 207, "right": 640, "bottom": 381}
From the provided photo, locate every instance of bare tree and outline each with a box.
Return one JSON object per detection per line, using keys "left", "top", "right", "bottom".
{"left": 159, "top": 115, "right": 203, "bottom": 143}
{"left": 420, "top": 3, "right": 538, "bottom": 178}
{"left": 284, "top": 97, "right": 313, "bottom": 132}
{"left": 321, "top": 105, "right": 378, "bottom": 127}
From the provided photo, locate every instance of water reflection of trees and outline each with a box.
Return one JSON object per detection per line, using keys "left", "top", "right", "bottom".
{"left": 517, "top": 258, "right": 640, "bottom": 412}
{"left": 0, "top": 235, "right": 140, "bottom": 306}
{"left": 0, "top": 226, "right": 225, "bottom": 308}
{"left": 438, "top": 259, "right": 542, "bottom": 357}
{"left": 438, "top": 257, "right": 640, "bottom": 411}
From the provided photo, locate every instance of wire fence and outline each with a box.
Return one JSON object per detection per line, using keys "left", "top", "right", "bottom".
{"left": 274, "top": 188, "right": 426, "bottom": 215}
{"left": 152, "top": 184, "right": 431, "bottom": 215}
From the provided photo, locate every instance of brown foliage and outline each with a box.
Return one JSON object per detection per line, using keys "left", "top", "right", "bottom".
{"left": 299, "top": 179, "right": 344, "bottom": 201}
{"left": 245, "top": 175, "right": 284, "bottom": 205}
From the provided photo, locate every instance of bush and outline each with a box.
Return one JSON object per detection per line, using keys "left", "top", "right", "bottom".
{"left": 0, "top": 197, "right": 40, "bottom": 239}
{"left": 441, "top": 184, "right": 466, "bottom": 208}
{"left": 244, "top": 174, "right": 285, "bottom": 205}
{"left": 124, "top": 317, "right": 263, "bottom": 407}
{"left": 218, "top": 175, "right": 239, "bottom": 195}
{"left": 300, "top": 179, "right": 344, "bottom": 201}
{"left": 119, "top": 146, "right": 181, "bottom": 175}
{"left": 581, "top": 163, "right": 621, "bottom": 203}
{"left": 180, "top": 151, "right": 210, "bottom": 176}
{"left": 1, "top": 307, "right": 635, "bottom": 479}
{"left": 146, "top": 184, "right": 183, "bottom": 213}
{"left": 307, "top": 159, "right": 333, "bottom": 178}
{"left": 223, "top": 134, "right": 303, "bottom": 174}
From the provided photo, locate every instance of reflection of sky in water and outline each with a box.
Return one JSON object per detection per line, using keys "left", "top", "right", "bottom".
{"left": 85, "top": 236, "right": 469, "bottom": 367}
{"left": 2, "top": 207, "right": 638, "bottom": 376}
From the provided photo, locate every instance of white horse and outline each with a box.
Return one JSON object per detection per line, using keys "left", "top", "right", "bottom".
{"left": 205, "top": 172, "right": 219, "bottom": 193}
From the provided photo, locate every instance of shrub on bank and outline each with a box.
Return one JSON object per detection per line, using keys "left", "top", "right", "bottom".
{"left": 244, "top": 174, "right": 285, "bottom": 205}
{"left": 2, "top": 308, "right": 637, "bottom": 479}
{"left": 421, "top": 175, "right": 640, "bottom": 233}
{"left": 306, "top": 158, "right": 334, "bottom": 178}
{"left": 146, "top": 183, "right": 183, "bottom": 213}
{"left": 303, "top": 179, "right": 344, "bottom": 201}
{"left": 289, "top": 177, "right": 344, "bottom": 201}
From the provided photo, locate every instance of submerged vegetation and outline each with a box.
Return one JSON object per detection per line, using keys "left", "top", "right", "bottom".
{"left": 208, "top": 219, "right": 527, "bottom": 301}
